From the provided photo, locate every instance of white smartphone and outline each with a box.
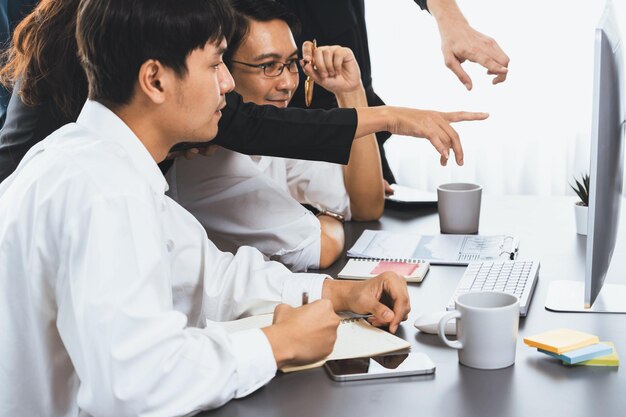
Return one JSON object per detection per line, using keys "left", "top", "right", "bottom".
{"left": 324, "top": 352, "right": 436, "bottom": 382}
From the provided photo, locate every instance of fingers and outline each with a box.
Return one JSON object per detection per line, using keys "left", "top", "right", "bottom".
{"left": 364, "top": 274, "right": 410, "bottom": 334}
{"left": 443, "top": 51, "right": 472, "bottom": 91}
{"left": 184, "top": 148, "right": 200, "bottom": 160}
{"left": 444, "top": 111, "right": 489, "bottom": 123}
{"left": 467, "top": 36, "right": 509, "bottom": 85}
{"left": 480, "top": 37, "right": 510, "bottom": 73}
{"left": 301, "top": 40, "right": 314, "bottom": 63}
{"left": 200, "top": 144, "right": 220, "bottom": 157}
{"left": 385, "top": 275, "right": 411, "bottom": 333}
{"left": 437, "top": 119, "right": 463, "bottom": 166}
{"left": 492, "top": 72, "right": 507, "bottom": 85}
{"left": 314, "top": 46, "right": 340, "bottom": 78}
{"left": 383, "top": 180, "right": 394, "bottom": 196}
{"left": 303, "top": 44, "right": 352, "bottom": 78}
{"left": 333, "top": 50, "right": 347, "bottom": 78}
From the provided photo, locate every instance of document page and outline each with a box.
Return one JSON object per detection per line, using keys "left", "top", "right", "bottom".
{"left": 348, "top": 230, "right": 517, "bottom": 265}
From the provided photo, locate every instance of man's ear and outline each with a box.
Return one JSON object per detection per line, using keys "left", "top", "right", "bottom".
{"left": 137, "top": 59, "right": 170, "bottom": 104}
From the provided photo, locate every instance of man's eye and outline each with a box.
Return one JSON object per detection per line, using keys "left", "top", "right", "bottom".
{"left": 261, "top": 62, "right": 279, "bottom": 71}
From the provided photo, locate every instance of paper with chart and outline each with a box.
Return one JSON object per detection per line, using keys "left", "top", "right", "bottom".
{"left": 347, "top": 230, "right": 519, "bottom": 265}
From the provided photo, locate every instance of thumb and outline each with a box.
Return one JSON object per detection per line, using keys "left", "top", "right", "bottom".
{"left": 370, "top": 300, "right": 394, "bottom": 325}
{"left": 300, "top": 58, "right": 314, "bottom": 78}
{"left": 301, "top": 40, "right": 315, "bottom": 62}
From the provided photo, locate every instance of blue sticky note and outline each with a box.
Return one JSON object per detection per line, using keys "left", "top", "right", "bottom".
{"left": 538, "top": 343, "right": 613, "bottom": 364}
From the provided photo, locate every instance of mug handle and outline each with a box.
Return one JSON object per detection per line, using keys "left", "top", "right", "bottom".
{"left": 438, "top": 310, "right": 463, "bottom": 349}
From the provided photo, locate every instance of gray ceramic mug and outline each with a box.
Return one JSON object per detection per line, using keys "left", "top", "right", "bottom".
{"left": 437, "top": 183, "right": 482, "bottom": 234}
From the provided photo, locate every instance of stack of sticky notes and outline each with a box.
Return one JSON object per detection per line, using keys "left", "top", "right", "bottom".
{"left": 523, "top": 328, "right": 619, "bottom": 367}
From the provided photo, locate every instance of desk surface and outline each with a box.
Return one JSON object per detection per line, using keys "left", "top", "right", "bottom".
{"left": 203, "top": 196, "right": 626, "bottom": 417}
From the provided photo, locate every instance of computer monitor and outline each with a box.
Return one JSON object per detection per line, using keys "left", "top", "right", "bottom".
{"left": 545, "top": 0, "right": 626, "bottom": 313}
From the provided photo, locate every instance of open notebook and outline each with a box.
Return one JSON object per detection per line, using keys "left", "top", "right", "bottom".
{"left": 215, "top": 313, "right": 410, "bottom": 373}
{"left": 348, "top": 229, "right": 519, "bottom": 266}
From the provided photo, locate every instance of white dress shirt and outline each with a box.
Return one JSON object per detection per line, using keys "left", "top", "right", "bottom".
{"left": 250, "top": 155, "right": 352, "bottom": 220}
{"left": 0, "top": 100, "right": 327, "bottom": 417}
{"left": 166, "top": 147, "right": 322, "bottom": 271}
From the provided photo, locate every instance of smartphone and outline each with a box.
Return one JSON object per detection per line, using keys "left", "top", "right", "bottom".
{"left": 324, "top": 352, "right": 436, "bottom": 382}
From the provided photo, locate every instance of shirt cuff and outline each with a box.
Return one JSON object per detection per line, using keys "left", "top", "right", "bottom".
{"left": 281, "top": 273, "right": 329, "bottom": 307}
{"left": 229, "top": 328, "right": 277, "bottom": 398}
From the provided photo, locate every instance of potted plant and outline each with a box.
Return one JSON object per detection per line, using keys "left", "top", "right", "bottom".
{"left": 570, "top": 173, "right": 590, "bottom": 235}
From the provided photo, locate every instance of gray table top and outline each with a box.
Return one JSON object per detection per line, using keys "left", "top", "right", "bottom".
{"left": 203, "top": 196, "right": 626, "bottom": 417}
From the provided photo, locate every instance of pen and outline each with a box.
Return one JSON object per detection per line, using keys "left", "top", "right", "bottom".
{"left": 302, "top": 291, "right": 309, "bottom": 306}
{"left": 304, "top": 39, "right": 316, "bottom": 107}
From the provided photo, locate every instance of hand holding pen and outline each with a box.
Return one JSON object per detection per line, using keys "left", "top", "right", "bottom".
{"left": 303, "top": 39, "right": 316, "bottom": 107}
{"left": 301, "top": 40, "right": 363, "bottom": 99}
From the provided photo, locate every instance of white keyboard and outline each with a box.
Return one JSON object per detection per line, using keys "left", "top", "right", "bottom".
{"left": 446, "top": 260, "right": 540, "bottom": 316}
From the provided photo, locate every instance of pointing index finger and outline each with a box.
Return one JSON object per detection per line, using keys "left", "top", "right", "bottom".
{"left": 445, "top": 111, "right": 489, "bottom": 123}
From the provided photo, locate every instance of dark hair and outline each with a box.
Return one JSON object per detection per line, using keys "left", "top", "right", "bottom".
{"left": 225, "top": 0, "right": 301, "bottom": 67}
{"left": 0, "top": 0, "right": 87, "bottom": 120}
{"left": 76, "top": 0, "right": 235, "bottom": 106}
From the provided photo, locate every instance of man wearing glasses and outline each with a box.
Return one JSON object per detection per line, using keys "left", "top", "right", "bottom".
{"left": 166, "top": 0, "right": 488, "bottom": 273}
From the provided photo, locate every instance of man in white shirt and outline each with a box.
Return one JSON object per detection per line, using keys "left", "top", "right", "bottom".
{"left": 0, "top": 0, "right": 410, "bottom": 416}
{"left": 167, "top": 0, "right": 491, "bottom": 273}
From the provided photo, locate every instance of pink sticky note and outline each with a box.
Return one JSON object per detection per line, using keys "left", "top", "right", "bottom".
{"left": 370, "top": 261, "right": 418, "bottom": 276}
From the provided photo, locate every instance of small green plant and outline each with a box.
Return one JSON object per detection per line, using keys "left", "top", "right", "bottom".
{"left": 570, "top": 173, "right": 590, "bottom": 207}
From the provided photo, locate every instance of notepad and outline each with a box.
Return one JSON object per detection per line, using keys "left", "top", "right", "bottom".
{"left": 523, "top": 328, "right": 599, "bottom": 354}
{"left": 214, "top": 313, "right": 410, "bottom": 373}
{"left": 572, "top": 342, "right": 619, "bottom": 366}
{"left": 538, "top": 342, "right": 613, "bottom": 364}
{"left": 347, "top": 229, "right": 519, "bottom": 265}
{"left": 337, "top": 258, "right": 430, "bottom": 282}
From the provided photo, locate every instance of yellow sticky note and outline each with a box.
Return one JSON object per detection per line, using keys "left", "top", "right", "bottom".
{"left": 572, "top": 342, "right": 619, "bottom": 367}
{"left": 523, "top": 328, "right": 599, "bottom": 354}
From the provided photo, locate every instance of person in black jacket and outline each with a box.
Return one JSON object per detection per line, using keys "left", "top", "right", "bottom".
{"left": 0, "top": 0, "right": 488, "bottom": 184}
{"left": 278, "top": 0, "right": 510, "bottom": 184}
{"left": 0, "top": 0, "right": 37, "bottom": 126}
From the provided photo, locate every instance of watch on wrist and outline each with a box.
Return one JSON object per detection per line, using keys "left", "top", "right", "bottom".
{"left": 317, "top": 209, "right": 345, "bottom": 223}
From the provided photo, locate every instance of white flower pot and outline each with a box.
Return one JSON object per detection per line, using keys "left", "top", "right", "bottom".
{"left": 574, "top": 203, "right": 588, "bottom": 235}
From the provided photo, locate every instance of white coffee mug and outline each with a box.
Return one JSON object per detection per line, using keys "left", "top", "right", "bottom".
{"left": 437, "top": 183, "right": 482, "bottom": 234}
{"left": 438, "top": 292, "right": 519, "bottom": 370}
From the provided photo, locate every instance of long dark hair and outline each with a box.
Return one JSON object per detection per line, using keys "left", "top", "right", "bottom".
{"left": 0, "top": 0, "right": 86, "bottom": 120}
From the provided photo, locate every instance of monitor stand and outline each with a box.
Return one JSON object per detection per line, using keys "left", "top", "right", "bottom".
{"left": 545, "top": 280, "right": 626, "bottom": 313}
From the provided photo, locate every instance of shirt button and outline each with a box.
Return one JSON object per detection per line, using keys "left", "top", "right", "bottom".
{"left": 166, "top": 240, "right": 174, "bottom": 252}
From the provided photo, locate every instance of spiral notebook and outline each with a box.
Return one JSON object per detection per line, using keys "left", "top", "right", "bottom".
{"left": 338, "top": 258, "right": 430, "bottom": 282}
{"left": 347, "top": 230, "right": 519, "bottom": 266}
{"left": 214, "top": 313, "right": 410, "bottom": 373}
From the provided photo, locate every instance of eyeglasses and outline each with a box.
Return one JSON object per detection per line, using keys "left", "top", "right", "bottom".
{"left": 230, "top": 59, "right": 299, "bottom": 77}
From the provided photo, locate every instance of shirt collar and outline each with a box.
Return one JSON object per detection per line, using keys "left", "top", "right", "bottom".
{"left": 76, "top": 100, "right": 168, "bottom": 195}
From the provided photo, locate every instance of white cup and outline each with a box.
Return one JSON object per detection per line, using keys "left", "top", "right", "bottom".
{"left": 438, "top": 292, "right": 520, "bottom": 370}
{"left": 437, "top": 183, "right": 482, "bottom": 234}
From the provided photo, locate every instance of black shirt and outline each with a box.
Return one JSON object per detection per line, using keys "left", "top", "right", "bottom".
{"left": 279, "top": 0, "right": 428, "bottom": 110}
{"left": 0, "top": 89, "right": 357, "bottom": 183}
{"left": 277, "top": 0, "right": 428, "bottom": 183}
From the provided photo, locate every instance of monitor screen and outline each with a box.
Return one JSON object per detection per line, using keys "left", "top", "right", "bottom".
{"left": 585, "top": 0, "right": 626, "bottom": 307}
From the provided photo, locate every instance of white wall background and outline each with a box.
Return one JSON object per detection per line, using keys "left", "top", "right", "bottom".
{"left": 366, "top": 0, "right": 626, "bottom": 196}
